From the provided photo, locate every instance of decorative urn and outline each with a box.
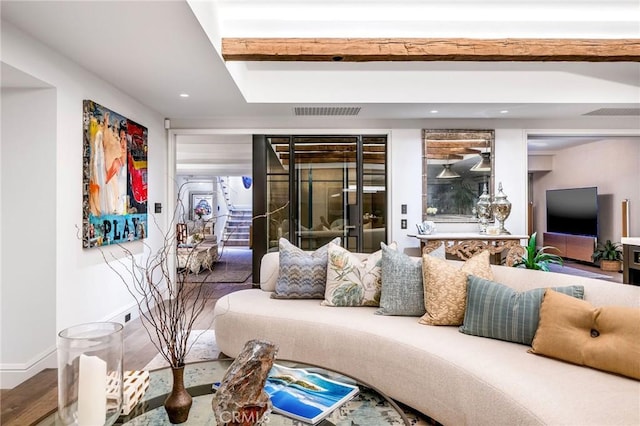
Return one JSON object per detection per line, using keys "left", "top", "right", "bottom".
{"left": 491, "top": 182, "right": 512, "bottom": 235}
{"left": 476, "top": 182, "right": 492, "bottom": 234}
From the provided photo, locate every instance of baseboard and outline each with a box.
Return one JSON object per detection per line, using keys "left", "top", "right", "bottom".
{"left": 0, "top": 301, "right": 145, "bottom": 390}
{"left": 0, "top": 295, "right": 173, "bottom": 390}
{"left": 105, "top": 293, "right": 170, "bottom": 326}
{"left": 103, "top": 300, "right": 141, "bottom": 326}
{"left": 0, "top": 345, "right": 57, "bottom": 389}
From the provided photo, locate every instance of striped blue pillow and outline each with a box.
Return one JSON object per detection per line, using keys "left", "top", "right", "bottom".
{"left": 460, "top": 276, "right": 584, "bottom": 345}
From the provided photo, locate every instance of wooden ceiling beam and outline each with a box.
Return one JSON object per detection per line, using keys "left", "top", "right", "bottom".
{"left": 222, "top": 38, "right": 640, "bottom": 62}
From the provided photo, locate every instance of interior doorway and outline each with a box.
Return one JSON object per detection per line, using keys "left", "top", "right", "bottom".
{"left": 174, "top": 133, "right": 253, "bottom": 284}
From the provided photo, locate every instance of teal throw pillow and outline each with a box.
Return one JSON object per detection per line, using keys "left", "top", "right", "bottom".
{"left": 272, "top": 237, "right": 340, "bottom": 299}
{"left": 375, "top": 243, "right": 425, "bottom": 316}
{"left": 460, "top": 276, "right": 584, "bottom": 345}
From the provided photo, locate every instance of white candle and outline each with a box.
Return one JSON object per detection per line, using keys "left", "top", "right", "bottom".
{"left": 78, "top": 354, "right": 107, "bottom": 426}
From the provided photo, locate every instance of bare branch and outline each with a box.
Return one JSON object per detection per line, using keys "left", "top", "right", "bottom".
{"left": 94, "top": 183, "right": 287, "bottom": 368}
{"left": 97, "top": 190, "right": 216, "bottom": 368}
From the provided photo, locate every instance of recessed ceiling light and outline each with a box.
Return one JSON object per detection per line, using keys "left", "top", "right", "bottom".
{"left": 500, "top": 110, "right": 509, "bottom": 114}
{"left": 179, "top": 93, "right": 190, "bottom": 98}
{"left": 430, "top": 110, "right": 439, "bottom": 114}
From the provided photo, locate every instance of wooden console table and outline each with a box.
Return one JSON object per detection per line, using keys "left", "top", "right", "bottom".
{"left": 411, "top": 233, "right": 529, "bottom": 266}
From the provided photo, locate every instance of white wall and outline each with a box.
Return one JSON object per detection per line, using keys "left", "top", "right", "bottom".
{"left": 1, "top": 21, "right": 167, "bottom": 387}
{"left": 532, "top": 138, "right": 640, "bottom": 245}
{"left": 389, "top": 129, "right": 423, "bottom": 250}
{"left": 1, "top": 88, "right": 57, "bottom": 376}
{"left": 494, "top": 129, "right": 528, "bottom": 237}
{"left": 227, "top": 176, "right": 253, "bottom": 209}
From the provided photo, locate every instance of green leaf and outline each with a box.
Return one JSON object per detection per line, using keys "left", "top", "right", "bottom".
{"left": 331, "top": 283, "right": 363, "bottom": 306}
{"left": 513, "top": 232, "right": 564, "bottom": 271}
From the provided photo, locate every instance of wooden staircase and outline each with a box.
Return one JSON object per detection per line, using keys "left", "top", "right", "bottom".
{"left": 223, "top": 208, "right": 252, "bottom": 247}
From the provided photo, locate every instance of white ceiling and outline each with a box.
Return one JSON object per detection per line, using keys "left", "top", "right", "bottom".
{"left": 2, "top": 0, "right": 639, "bottom": 177}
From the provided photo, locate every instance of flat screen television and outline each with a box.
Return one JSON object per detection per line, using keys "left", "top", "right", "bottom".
{"left": 546, "top": 187, "right": 598, "bottom": 237}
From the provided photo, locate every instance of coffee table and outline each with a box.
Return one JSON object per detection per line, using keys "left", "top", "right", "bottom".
{"left": 37, "top": 358, "right": 410, "bottom": 425}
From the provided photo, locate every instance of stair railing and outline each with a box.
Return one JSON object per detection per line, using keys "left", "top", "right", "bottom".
{"left": 218, "top": 176, "right": 234, "bottom": 211}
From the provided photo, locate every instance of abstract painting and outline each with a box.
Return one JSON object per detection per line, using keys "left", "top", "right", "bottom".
{"left": 82, "top": 100, "right": 148, "bottom": 247}
{"left": 190, "top": 192, "right": 214, "bottom": 221}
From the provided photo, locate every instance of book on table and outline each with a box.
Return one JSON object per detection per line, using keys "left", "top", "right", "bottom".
{"left": 213, "top": 363, "right": 359, "bottom": 425}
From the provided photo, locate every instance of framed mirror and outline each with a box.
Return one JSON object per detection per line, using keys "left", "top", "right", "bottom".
{"left": 422, "top": 129, "right": 494, "bottom": 223}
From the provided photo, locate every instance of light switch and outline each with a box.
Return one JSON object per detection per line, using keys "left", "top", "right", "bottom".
{"left": 401, "top": 204, "right": 407, "bottom": 214}
{"left": 401, "top": 219, "right": 407, "bottom": 229}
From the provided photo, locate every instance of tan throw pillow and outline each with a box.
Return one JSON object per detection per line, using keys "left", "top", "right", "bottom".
{"left": 530, "top": 289, "right": 640, "bottom": 380}
{"left": 419, "top": 251, "right": 493, "bottom": 326}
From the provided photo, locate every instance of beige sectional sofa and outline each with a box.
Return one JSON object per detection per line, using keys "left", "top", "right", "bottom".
{"left": 213, "top": 252, "right": 640, "bottom": 425}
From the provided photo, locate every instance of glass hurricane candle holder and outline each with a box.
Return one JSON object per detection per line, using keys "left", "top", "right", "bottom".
{"left": 57, "top": 322, "right": 123, "bottom": 426}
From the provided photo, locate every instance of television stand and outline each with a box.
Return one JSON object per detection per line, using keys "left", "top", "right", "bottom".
{"left": 543, "top": 232, "right": 596, "bottom": 263}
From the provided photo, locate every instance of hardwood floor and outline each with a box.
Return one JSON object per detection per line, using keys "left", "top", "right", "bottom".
{"left": 0, "top": 370, "right": 58, "bottom": 426}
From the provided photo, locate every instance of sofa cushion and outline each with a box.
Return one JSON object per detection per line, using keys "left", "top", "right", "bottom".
{"left": 272, "top": 237, "right": 340, "bottom": 299}
{"left": 322, "top": 242, "right": 395, "bottom": 307}
{"left": 460, "top": 276, "right": 585, "bottom": 345}
{"left": 376, "top": 243, "right": 425, "bottom": 316}
{"left": 419, "top": 251, "right": 493, "bottom": 326}
{"left": 530, "top": 289, "right": 640, "bottom": 380}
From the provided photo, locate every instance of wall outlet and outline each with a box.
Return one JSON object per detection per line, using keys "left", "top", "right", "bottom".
{"left": 401, "top": 219, "right": 407, "bottom": 229}
{"left": 401, "top": 204, "right": 407, "bottom": 214}
{"left": 125, "top": 313, "right": 131, "bottom": 323}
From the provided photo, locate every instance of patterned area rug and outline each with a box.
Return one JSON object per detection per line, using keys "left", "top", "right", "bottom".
{"left": 143, "top": 330, "right": 436, "bottom": 425}
{"left": 184, "top": 247, "right": 252, "bottom": 283}
{"left": 143, "top": 330, "right": 220, "bottom": 370}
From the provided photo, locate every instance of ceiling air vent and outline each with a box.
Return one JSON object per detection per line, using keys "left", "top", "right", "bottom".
{"left": 294, "top": 107, "right": 361, "bottom": 116}
{"left": 583, "top": 108, "right": 640, "bottom": 116}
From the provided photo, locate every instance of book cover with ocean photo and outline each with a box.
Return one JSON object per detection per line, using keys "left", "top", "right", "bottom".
{"left": 265, "top": 363, "right": 360, "bottom": 424}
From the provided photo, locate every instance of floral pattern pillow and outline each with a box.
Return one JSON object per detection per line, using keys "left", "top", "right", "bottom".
{"left": 322, "top": 242, "right": 397, "bottom": 307}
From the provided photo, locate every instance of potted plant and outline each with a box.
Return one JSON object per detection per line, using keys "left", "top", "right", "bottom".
{"left": 592, "top": 240, "right": 623, "bottom": 272}
{"left": 513, "top": 232, "right": 564, "bottom": 271}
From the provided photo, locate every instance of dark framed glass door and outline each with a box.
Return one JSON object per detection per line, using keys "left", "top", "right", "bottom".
{"left": 252, "top": 135, "right": 387, "bottom": 278}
